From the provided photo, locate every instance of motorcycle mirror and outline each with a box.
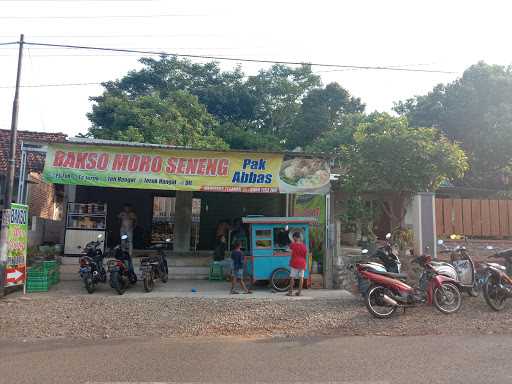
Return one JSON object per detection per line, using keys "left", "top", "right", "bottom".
{"left": 77, "top": 246, "right": 82, "bottom": 249}
{"left": 361, "top": 249, "right": 369, "bottom": 255}
{"left": 385, "top": 233, "right": 391, "bottom": 240}
{"left": 121, "top": 235, "right": 128, "bottom": 240}
{"left": 97, "top": 234, "right": 103, "bottom": 239}
{"left": 437, "top": 239, "right": 444, "bottom": 245}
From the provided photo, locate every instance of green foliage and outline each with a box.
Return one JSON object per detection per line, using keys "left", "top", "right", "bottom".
{"left": 395, "top": 62, "right": 512, "bottom": 188}
{"left": 87, "top": 91, "right": 228, "bottom": 149}
{"left": 339, "top": 113, "right": 468, "bottom": 227}
{"left": 87, "top": 56, "right": 362, "bottom": 150}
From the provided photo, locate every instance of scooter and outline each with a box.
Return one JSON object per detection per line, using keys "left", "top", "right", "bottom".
{"left": 480, "top": 247, "right": 512, "bottom": 311}
{"left": 436, "top": 239, "right": 480, "bottom": 297}
{"left": 357, "top": 253, "right": 462, "bottom": 318}
{"left": 107, "top": 234, "right": 137, "bottom": 295}
{"left": 78, "top": 234, "right": 107, "bottom": 294}
{"left": 356, "top": 233, "right": 402, "bottom": 295}
{"left": 140, "top": 239, "right": 170, "bottom": 292}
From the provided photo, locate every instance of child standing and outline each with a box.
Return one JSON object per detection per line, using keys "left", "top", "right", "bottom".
{"left": 230, "top": 241, "right": 252, "bottom": 294}
{"left": 287, "top": 232, "right": 307, "bottom": 296}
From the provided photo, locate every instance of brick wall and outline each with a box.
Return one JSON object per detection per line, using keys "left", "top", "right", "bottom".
{"left": 27, "top": 172, "right": 63, "bottom": 220}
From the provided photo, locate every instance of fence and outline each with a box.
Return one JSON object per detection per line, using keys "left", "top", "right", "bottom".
{"left": 436, "top": 198, "right": 512, "bottom": 238}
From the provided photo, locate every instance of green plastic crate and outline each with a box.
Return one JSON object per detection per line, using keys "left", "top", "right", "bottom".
{"left": 49, "top": 270, "right": 60, "bottom": 285}
{"left": 209, "top": 262, "right": 223, "bottom": 281}
{"left": 27, "top": 267, "right": 46, "bottom": 278}
{"left": 26, "top": 276, "right": 50, "bottom": 292}
{"left": 42, "top": 260, "right": 58, "bottom": 272}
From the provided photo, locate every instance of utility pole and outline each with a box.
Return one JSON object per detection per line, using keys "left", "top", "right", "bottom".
{"left": 0, "top": 34, "right": 24, "bottom": 296}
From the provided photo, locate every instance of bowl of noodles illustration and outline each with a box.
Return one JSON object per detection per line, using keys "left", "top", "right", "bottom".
{"left": 278, "top": 158, "right": 330, "bottom": 193}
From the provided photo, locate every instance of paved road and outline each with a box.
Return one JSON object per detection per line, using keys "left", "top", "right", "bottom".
{"left": 1, "top": 335, "right": 510, "bottom": 384}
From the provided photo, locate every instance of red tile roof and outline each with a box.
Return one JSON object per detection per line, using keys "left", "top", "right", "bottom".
{"left": 0, "top": 129, "right": 67, "bottom": 174}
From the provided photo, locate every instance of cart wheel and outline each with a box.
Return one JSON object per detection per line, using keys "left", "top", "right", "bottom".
{"left": 271, "top": 268, "right": 291, "bottom": 292}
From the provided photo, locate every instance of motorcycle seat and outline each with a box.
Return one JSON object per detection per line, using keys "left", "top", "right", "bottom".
{"left": 372, "top": 270, "right": 408, "bottom": 280}
{"left": 495, "top": 249, "right": 512, "bottom": 258}
{"left": 141, "top": 255, "right": 160, "bottom": 264}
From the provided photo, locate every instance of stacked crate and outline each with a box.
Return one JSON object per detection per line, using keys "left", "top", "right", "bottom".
{"left": 26, "top": 260, "right": 60, "bottom": 292}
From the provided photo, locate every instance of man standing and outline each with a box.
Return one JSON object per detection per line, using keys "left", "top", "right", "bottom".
{"left": 118, "top": 204, "right": 137, "bottom": 256}
{"left": 287, "top": 232, "right": 307, "bottom": 297}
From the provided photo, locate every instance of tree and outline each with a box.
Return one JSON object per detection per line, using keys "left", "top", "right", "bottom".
{"left": 86, "top": 91, "right": 228, "bottom": 149}
{"left": 87, "top": 56, "right": 362, "bottom": 151}
{"left": 395, "top": 62, "right": 512, "bottom": 188}
{"left": 288, "top": 83, "right": 364, "bottom": 149}
{"left": 339, "top": 113, "right": 468, "bottom": 229}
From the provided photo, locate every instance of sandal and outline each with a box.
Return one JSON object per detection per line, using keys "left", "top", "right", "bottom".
{"left": 286, "top": 292, "right": 293, "bottom": 297}
{"left": 230, "top": 289, "right": 239, "bottom": 294}
{"left": 295, "top": 292, "right": 302, "bottom": 297}
{"left": 243, "top": 290, "right": 253, "bottom": 294}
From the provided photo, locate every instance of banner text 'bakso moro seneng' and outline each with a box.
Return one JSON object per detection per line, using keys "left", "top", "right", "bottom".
{"left": 42, "top": 144, "right": 330, "bottom": 194}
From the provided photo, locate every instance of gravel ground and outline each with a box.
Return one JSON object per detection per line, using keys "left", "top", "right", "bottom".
{"left": 1, "top": 294, "right": 511, "bottom": 340}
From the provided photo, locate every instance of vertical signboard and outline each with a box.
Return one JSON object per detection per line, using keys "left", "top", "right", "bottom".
{"left": 293, "top": 194, "right": 326, "bottom": 266}
{"left": 4, "top": 203, "right": 28, "bottom": 287}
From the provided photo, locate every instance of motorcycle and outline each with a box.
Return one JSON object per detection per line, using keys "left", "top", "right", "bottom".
{"left": 140, "top": 239, "right": 170, "bottom": 292}
{"left": 481, "top": 247, "right": 512, "bottom": 311}
{"left": 357, "top": 253, "right": 462, "bottom": 318}
{"left": 107, "top": 234, "right": 137, "bottom": 295}
{"left": 356, "top": 233, "right": 402, "bottom": 295}
{"left": 78, "top": 234, "right": 107, "bottom": 294}
{"left": 436, "top": 239, "right": 480, "bottom": 297}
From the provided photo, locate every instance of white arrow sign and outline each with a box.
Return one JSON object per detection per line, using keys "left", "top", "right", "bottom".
{"left": 7, "top": 270, "right": 23, "bottom": 281}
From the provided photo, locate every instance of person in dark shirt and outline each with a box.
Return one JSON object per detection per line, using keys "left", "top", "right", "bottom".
{"left": 230, "top": 241, "right": 251, "bottom": 294}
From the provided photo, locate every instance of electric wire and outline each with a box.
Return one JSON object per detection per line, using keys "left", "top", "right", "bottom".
{"left": 19, "top": 40, "right": 456, "bottom": 74}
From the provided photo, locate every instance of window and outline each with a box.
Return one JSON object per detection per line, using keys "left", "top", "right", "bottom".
{"left": 273, "top": 227, "right": 291, "bottom": 251}
{"left": 255, "top": 229, "right": 272, "bottom": 238}
{"left": 256, "top": 239, "right": 272, "bottom": 249}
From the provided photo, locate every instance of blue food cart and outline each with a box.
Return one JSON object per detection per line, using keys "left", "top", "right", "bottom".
{"left": 242, "top": 216, "right": 317, "bottom": 291}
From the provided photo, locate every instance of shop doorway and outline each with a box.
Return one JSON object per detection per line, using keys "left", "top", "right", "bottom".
{"left": 151, "top": 196, "right": 201, "bottom": 251}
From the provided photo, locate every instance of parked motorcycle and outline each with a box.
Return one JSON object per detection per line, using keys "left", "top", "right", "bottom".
{"left": 356, "top": 233, "right": 402, "bottom": 295}
{"left": 107, "top": 235, "right": 137, "bottom": 295}
{"left": 357, "top": 253, "right": 462, "bottom": 318}
{"left": 78, "top": 234, "right": 107, "bottom": 294}
{"left": 481, "top": 247, "right": 512, "bottom": 311}
{"left": 436, "top": 239, "right": 480, "bottom": 297}
{"left": 140, "top": 239, "right": 170, "bottom": 292}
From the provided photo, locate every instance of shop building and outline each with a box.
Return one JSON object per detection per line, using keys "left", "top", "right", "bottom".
{"left": 24, "top": 137, "right": 334, "bottom": 285}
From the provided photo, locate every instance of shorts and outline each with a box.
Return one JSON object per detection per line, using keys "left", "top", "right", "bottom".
{"left": 290, "top": 267, "right": 304, "bottom": 278}
{"left": 233, "top": 268, "right": 244, "bottom": 279}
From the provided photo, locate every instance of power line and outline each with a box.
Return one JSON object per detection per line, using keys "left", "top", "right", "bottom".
{"left": 0, "top": 41, "right": 18, "bottom": 46}
{"left": 0, "top": 82, "right": 103, "bottom": 89}
{"left": 0, "top": 13, "right": 204, "bottom": 19}
{"left": 20, "top": 40, "right": 457, "bottom": 74}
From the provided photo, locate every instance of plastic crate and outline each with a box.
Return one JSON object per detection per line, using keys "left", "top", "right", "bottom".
{"left": 26, "top": 276, "right": 50, "bottom": 292}
{"left": 42, "top": 260, "right": 58, "bottom": 272}
{"left": 209, "top": 262, "right": 223, "bottom": 281}
{"left": 48, "top": 270, "right": 60, "bottom": 285}
{"left": 27, "top": 266, "right": 46, "bottom": 278}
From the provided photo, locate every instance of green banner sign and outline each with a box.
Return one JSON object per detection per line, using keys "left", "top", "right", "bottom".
{"left": 42, "top": 143, "right": 330, "bottom": 194}
{"left": 5, "top": 203, "right": 28, "bottom": 287}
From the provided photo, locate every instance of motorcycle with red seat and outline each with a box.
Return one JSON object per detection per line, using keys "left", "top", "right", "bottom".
{"left": 356, "top": 254, "right": 462, "bottom": 318}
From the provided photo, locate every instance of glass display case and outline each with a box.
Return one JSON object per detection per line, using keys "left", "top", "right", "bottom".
{"left": 64, "top": 203, "right": 107, "bottom": 255}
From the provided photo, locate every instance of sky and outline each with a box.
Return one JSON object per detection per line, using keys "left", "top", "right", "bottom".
{"left": 0, "top": 0, "right": 511, "bottom": 137}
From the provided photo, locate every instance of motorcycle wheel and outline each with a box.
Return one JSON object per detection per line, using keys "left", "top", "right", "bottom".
{"left": 111, "top": 271, "right": 126, "bottom": 295}
{"left": 143, "top": 272, "right": 154, "bottom": 292}
{"left": 271, "top": 268, "right": 290, "bottom": 292}
{"left": 468, "top": 286, "right": 480, "bottom": 297}
{"left": 161, "top": 269, "right": 168, "bottom": 283}
{"left": 365, "top": 285, "right": 397, "bottom": 319}
{"left": 483, "top": 276, "right": 507, "bottom": 311}
{"left": 84, "top": 275, "right": 95, "bottom": 294}
{"left": 433, "top": 282, "right": 462, "bottom": 314}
